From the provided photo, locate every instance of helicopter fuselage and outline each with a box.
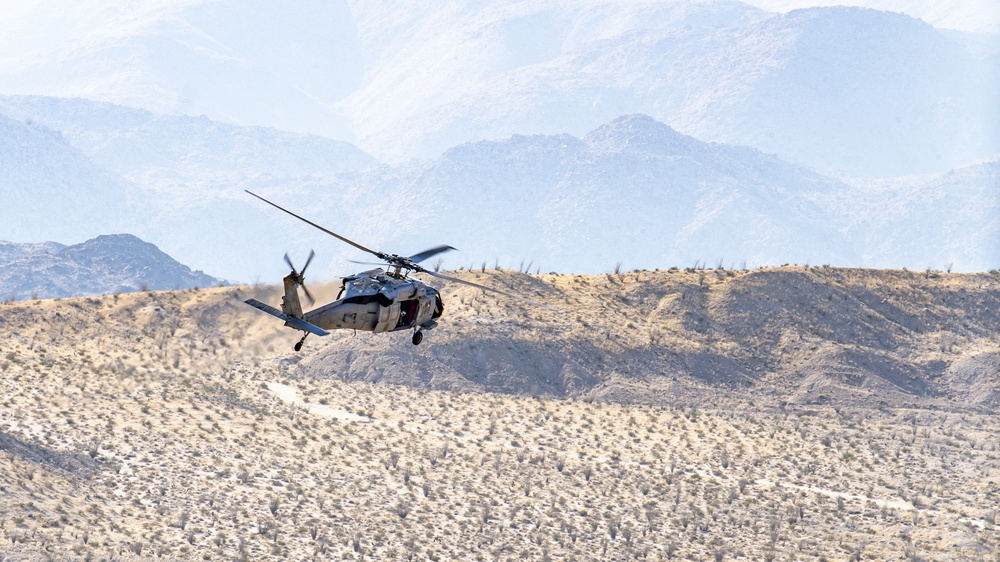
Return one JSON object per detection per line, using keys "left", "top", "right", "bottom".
{"left": 302, "top": 269, "right": 443, "bottom": 334}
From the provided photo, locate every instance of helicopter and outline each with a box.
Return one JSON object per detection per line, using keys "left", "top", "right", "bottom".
{"left": 243, "top": 190, "right": 558, "bottom": 350}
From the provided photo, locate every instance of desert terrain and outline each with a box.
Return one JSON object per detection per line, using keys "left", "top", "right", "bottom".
{"left": 0, "top": 267, "right": 998, "bottom": 560}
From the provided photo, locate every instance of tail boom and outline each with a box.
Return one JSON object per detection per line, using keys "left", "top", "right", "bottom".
{"left": 245, "top": 298, "right": 329, "bottom": 336}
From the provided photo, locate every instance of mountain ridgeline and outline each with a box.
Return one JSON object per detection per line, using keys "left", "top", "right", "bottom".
{"left": 267, "top": 115, "right": 997, "bottom": 279}
{"left": 0, "top": 3, "right": 995, "bottom": 173}
{"left": 0, "top": 3, "right": 996, "bottom": 283}
{"left": 0, "top": 100, "right": 996, "bottom": 283}
{"left": 0, "top": 234, "right": 223, "bottom": 301}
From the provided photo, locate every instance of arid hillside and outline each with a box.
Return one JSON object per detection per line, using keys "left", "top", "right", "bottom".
{"left": 291, "top": 267, "right": 999, "bottom": 412}
{"left": 0, "top": 267, "right": 997, "bottom": 560}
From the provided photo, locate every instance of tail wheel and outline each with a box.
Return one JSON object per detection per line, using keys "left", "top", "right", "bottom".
{"left": 411, "top": 331, "right": 423, "bottom": 345}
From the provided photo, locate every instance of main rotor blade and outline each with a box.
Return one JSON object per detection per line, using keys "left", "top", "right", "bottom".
{"left": 423, "top": 270, "right": 563, "bottom": 313}
{"left": 246, "top": 190, "right": 385, "bottom": 260}
{"left": 409, "top": 245, "right": 457, "bottom": 264}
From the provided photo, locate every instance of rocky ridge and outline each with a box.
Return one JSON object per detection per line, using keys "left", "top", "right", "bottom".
{"left": 0, "top": 234, "right": 224, "bottom": 301}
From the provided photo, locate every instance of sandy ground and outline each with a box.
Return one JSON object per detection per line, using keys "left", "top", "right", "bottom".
{"left": 267, "top": 382, "right": 371, "bottom": 422}
{"left": 0, "top": 271, "right": 996, "bottom": 560}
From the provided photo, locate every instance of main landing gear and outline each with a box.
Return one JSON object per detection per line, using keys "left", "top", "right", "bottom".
{"left": 294, "top": 333, "right": 308, "bottom": 352}
{"left": 412, "top": 321, "right": 435, "bottom": 346}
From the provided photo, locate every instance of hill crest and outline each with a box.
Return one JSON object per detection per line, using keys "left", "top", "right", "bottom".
{"left": 7, "top": 265, "right": 993, "bottom": 411}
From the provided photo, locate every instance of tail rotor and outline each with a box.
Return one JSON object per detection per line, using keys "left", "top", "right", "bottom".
{"left": 284, "top": 250, "right": 316, "bottom": 304}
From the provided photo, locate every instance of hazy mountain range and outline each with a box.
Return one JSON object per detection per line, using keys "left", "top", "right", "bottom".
{"left": 0, "top": 1, "right": 996, "bottom": 285}
{"left": 1, "top": 96, "right": 996, "bottom": 284}
{"left": 343, "top": 4, "right": 999, "bottom": 175}
{"left": 0, "top": 1, "right": 995, "bottom": 174}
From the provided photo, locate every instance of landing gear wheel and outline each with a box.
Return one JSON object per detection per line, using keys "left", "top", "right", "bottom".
{"left": 294, "top": 333, "right": 308, "bottom": 352}
{"left": 411, "top": 331, "right": 423, "bottom": 346}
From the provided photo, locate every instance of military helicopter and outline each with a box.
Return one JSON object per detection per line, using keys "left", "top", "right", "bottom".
{"left": 243, "top": 190, "right": 557, "bottom": 350}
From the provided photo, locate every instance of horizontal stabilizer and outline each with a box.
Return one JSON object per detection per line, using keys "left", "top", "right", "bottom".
{"left": 245, "top": 298, "right": 329, "bottom": 336}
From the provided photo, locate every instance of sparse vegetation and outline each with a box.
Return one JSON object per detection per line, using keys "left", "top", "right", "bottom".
{"left": 0, "top": 270, "right": 997, "bottom": 559}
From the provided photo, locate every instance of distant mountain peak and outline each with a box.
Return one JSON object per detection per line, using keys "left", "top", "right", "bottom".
{"left": 583, "top": 114, "right": 701, "bottom": 156}
{"left": 81, "top": 233, "right": 144, "bottom": 245}
{"left": 71, "top": 233, "right": 155, "bottom": 251}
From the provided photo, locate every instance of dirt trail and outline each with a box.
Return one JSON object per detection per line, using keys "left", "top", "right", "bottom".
{"left": 266, "top": 382, "right": 371, "bottom": 422}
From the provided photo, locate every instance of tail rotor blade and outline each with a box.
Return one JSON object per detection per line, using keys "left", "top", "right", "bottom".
{"left": 301, "top": 283, "right": 316, "bottom": 305}
{"left": 283, "top": 252, "right": 296, "bottom": 274}
{"left": 301, "top": 249, "right": 316, "bottom": 275}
